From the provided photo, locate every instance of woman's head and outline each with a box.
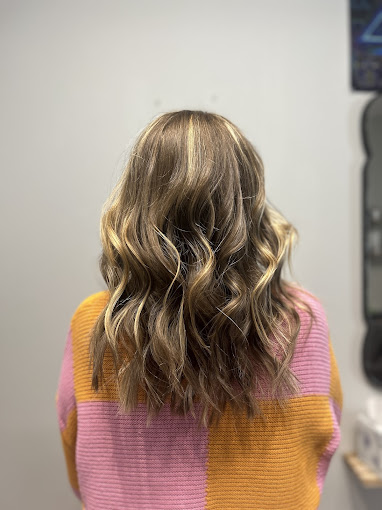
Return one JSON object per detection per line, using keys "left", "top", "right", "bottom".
{"left": 89, "top": 110, "right": 315, "bottom": 429}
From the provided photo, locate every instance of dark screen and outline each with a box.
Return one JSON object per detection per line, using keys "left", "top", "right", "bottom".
{"left": 351, "top": 0, "right": 382, "bottom": 90}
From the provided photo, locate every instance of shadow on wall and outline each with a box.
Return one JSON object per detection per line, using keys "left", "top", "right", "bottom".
{"left": 345, "top": 466, "right": 382, "bottom": 510}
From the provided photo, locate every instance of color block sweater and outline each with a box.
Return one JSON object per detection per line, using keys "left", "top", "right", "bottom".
{"left": 55, "top": 287, "right": 343, "bottom": 510}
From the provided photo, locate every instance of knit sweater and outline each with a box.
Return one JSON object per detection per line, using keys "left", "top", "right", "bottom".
{"left": 55, "top": 287, "right": 343, "bottom": 510}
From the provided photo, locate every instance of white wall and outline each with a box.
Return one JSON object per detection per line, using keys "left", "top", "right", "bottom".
{"left": 0, "top": 0, "right": 379, "bottom": 508}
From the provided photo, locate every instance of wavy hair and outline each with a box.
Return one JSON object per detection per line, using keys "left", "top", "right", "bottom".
{"left": 89, "top": 110, "right": 315, "bottom": 429}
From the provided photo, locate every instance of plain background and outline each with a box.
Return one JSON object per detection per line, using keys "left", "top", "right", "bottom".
{"left": 1, "top": 0, "right": 380, "bottom": 508}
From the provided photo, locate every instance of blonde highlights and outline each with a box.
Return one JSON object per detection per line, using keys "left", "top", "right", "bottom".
{"left": 89, "top": 110, "right": 315, "bottom": 429}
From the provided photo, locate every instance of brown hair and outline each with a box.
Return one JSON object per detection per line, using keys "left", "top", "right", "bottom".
{"left": 89, "top": 110, "right": 315, "bottom": 429}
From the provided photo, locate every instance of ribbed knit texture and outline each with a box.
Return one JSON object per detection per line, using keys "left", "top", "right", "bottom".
{"left": 56, "top": 287, "right": 343, "bottom": 510}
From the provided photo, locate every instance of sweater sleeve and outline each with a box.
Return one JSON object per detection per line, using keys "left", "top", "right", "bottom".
{"left": 55, "top": 327, "right": 82, "bottom": 502}
{"left": 316, "top": 330, "right": 344, "bottom": 490}
{"left": 328, "top": 332, "right": 343, "bottom": 445}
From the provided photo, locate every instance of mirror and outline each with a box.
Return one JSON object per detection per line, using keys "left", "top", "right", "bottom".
{"left": 362, "top": 94, "right": 382, "bottom": 386}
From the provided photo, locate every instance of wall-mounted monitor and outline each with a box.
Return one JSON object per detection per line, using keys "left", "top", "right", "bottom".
{"left": 351, "top": 0, "right": 382, "bottom": 90}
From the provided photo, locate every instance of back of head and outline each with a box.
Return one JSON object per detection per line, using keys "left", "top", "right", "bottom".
{"left": 89, "top": 110, "right": 315, "bottom": 429}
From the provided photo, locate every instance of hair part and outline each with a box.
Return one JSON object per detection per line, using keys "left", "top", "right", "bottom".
{"left": 88, "top": 109, "right": 315, "bottom": 430}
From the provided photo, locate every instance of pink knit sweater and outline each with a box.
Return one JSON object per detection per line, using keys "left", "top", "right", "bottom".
{"left": 56, "top": 287, "right": 343, "bottom": 509}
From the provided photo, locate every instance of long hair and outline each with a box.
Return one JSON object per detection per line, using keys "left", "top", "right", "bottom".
{"left": 89, "top": 110, "right": 315, "bottom": 429}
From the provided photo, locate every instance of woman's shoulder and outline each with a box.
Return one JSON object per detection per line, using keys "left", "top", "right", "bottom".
{"left": 287, "top": 284, "right": 332, "bottom": 388}
{"left": 286, "top": 282, "right": 328, "bottom": 327}
{"left": 70, "top": 290, "right": 110, "bottom": 329}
